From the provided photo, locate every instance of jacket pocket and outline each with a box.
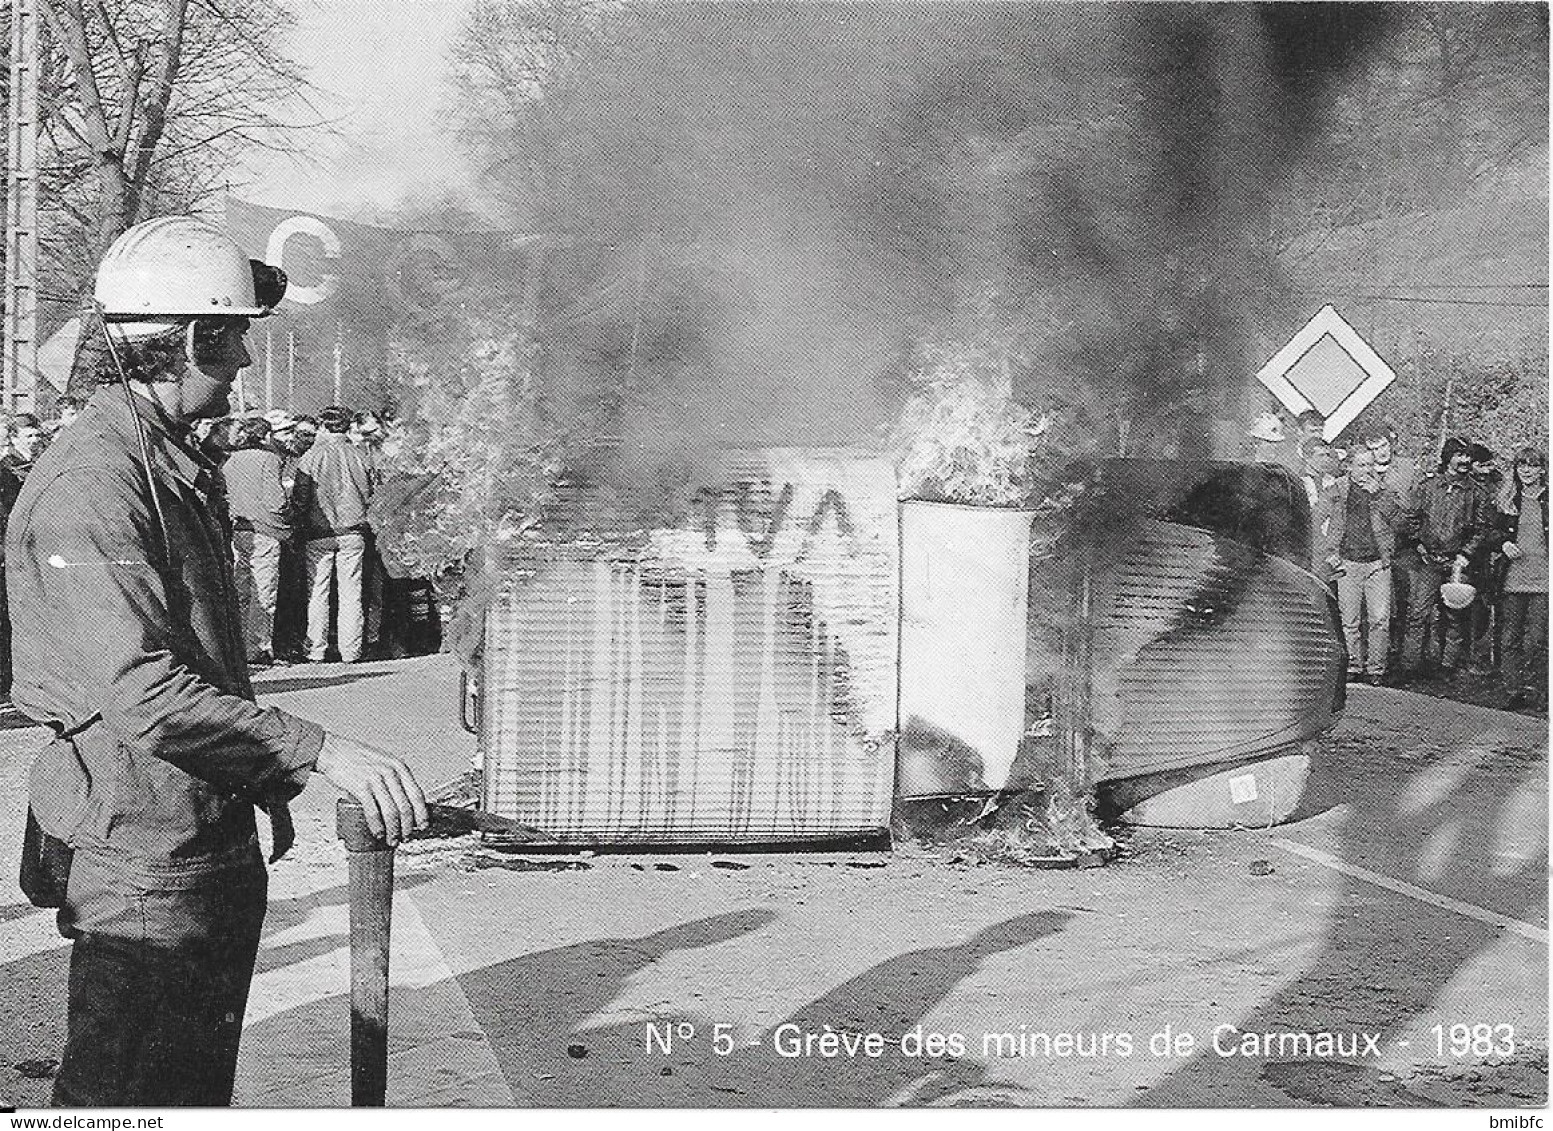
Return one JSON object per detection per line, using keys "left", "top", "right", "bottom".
{"left": 28, "top": 737, "right": 94, "bottom": 844}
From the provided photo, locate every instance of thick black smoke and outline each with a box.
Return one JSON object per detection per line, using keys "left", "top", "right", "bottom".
{"left": 472, "top": 2, "right": 1399, "bottom": 507}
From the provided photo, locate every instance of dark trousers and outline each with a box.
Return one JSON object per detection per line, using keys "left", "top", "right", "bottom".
{"left": 1407, "top": 560, "right": 1478, "bottom": 669}
{"left": 1387, "top": 553, "right": 1414, "bottom": 669}
{"left": 52, "top": 856, "right": 267, "bottom": 1107}
{"left": 1500, "top": 591, "right": 1549, "bottom": 689}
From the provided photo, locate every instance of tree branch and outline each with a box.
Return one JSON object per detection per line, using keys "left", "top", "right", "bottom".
{"left": 38, "top": 0, "right": 113, "bottom": 153}
{"left": 124, "top": 0, "right": 189, "bottom": 220}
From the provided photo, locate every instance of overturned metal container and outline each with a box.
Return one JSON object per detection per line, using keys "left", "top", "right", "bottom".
{"left": 473, "top": 454, "right": 1344, "bottom": 841}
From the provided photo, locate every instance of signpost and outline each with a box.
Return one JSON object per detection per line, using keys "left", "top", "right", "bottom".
{"left": 1257, "top": 305, "right": 1396, "bottom": 442}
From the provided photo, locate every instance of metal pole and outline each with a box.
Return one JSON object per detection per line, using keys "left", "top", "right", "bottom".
{"left": 264, "top": 323, "right": 275, "bottom": 409}
{"left": 5, "top": 0, "right": 39, "bottom": 412}
{"left": 336, "top": 798, "right": 394, "bottom": 1107}
{"left": 333, "top": 319, "right": 343, "bottom": 404}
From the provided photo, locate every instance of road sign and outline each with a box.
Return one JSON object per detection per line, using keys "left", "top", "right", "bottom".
{"left": 1257, "top": 305, "right": 1396, "bottom": 442}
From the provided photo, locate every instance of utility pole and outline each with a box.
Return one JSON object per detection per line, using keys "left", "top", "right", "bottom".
{"left": 4, "top": 0, "right": 40, "bottom": 413}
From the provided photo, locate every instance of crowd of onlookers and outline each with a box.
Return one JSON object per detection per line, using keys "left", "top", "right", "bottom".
{"left": 195, "top": 403, "right": 437, "bottom": 668}
{"left": 0, "top": 395, "right": 437, "bottom": 699}
{"left": 1247, "top": 407, "right": 1547, "bottom": 709}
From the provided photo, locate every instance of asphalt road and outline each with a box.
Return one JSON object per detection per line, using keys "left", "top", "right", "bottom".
{"left": 0, "top": 655, "right": 1544, "bottom": 1108}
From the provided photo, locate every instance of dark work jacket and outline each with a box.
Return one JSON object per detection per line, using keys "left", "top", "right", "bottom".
{"left": 6, "top": 385, "right": 323, "bottom": 885}
{"left": 1402, "top": 472, "right": 1491, "bottom": 563}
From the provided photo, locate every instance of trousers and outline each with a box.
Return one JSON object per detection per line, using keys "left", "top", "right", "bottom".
{"left": 233, "top": 529, "right": 282, "bottom": 660}
{"left": 1406, "top": 560, "right": 1472, "bottom": 668}
{"left": 52, "top": 849, "right": 268, "bottom": 1107}
{"left": 304, "top": 533, "right": 366, "bottom": 662}
{"left": 1337, "top": 558, "right": 1391, "bottom": 676}
{"left": 1500, "top": 591, "right": 1549, "bottom": 686}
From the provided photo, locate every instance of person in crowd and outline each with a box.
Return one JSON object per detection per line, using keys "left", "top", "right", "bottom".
{"left": 1362, "top": 425, "right": 1421, "bottom": 674}
{"left": 349, "top": 410, "right": 389, "bottom": 655}
{"left": 1400, "top": 437, "right": 1492, "bottom": 677}
{"left": 1248, "top": 411, "right": 1297, "bottom": 469}
{"left": 290, "top": 413, "right": 318, "bottom": 456}
{"left": 1301, "top": 437, "right": 1343, "bottom": 583}
{"left": 349, "top": 409, "right": 385, "bottom": 465}
{"left": 6, "top": 215, "right": 425, "bottom": 1106}
{"left": 1320, "top": 445, "right": 1403, "bottom": 684}
{"left": 225, "top": 415, "right": 292, "bottom": 667}
{"left": 54, "top": 395, "right": 83, "bottom": 429}
{"left": 6, "top": 412, "right": 44, "bottom": 479}
{"left": 1295, "top": 409, "right": 1327, "bottom": 448}
{"left": 1469, "top": 442, "right": 1502, "bottom": 491}
{"left": 1497, "top": 447, "right": 1548, "bottom": 709}
{"left": 1300, "top": 437, "right": 1342, "bottom": 526}
{"left": 293, "top": 405, "right": 375, "bottom": 663}
{"left": 1464, "top": 443, "right": 1505, "bottom": 671}
{"left": 270, "top": 411, "right": 315, "bottom": 661}
{"left": 196, "top": 415, "right": 253, "bottom": 463}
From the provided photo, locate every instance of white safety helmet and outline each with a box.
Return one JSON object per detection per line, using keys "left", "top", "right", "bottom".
{"left": 95, "top": 216, "right": 285, "bottom": 338}
{"left": 1439, "top": 561, "right": 1477, "bottom": 610}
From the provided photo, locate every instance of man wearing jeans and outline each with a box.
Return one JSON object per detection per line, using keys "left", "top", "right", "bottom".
{"left": 224, "top": 414, "right": 293, "bottom": 664}
{"left": 294, "top": 406, "right": 374, "bottom": 662}
{"left": 1320, "top": 446, "right": 1403, "bottom": 684}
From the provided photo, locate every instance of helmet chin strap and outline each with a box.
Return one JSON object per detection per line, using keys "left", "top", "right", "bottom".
{"left": 94, "top": 304, "right": 175, "bottom": 564}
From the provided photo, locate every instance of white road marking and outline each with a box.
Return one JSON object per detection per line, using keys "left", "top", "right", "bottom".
{"left": 1272, "top": 838, "right": 1548, "bottom": 944}
{"left": 242, "top": 888, "right": 515, "bottom": 1104}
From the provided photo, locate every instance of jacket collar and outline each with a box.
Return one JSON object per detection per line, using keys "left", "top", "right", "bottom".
{"left": 90, "top": 383, "right": 220, "bottom": 496}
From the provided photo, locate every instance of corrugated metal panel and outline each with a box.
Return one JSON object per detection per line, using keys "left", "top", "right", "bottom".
{"left": 1089, "top": 518, "right": 1344, "bottom": 781}
{"left": 480, "top": 449, "right": 897, "bottom": 843}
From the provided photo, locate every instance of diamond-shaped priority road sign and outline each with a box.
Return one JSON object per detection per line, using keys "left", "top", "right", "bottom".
{"left": 1257, "top": 305, "right": 1397, "bottom": 443}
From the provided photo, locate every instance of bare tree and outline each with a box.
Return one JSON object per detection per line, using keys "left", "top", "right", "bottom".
{"left": 13, "top": 0, "right": 316, "bottom": 390}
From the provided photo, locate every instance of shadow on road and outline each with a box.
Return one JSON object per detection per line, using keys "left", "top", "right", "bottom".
{"left": 240, "top": 908, "right": 1072, "bottom": 1106}
{"left": 251, "top": 873, "right": 440, "bottom": 975}
{"left": 0, "top": 708, "right": 45, "bottom": 733}
{"left": 240, "top": 907, "right": 778, "bottom": 1104}
{"left": 1135, "top": 701, "right": 1548, "bottom": 1107}
{"left": 0, "top": 901, "right": 41, "bottom": 926}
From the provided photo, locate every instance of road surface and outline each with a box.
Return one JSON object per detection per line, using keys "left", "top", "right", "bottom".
{"left": 0, "top": 655, "right": 1544, "bottom": 1108}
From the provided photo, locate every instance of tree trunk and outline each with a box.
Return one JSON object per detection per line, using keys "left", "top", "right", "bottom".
{"left": 44, "top": 0, "right": 190, "bottom": 397}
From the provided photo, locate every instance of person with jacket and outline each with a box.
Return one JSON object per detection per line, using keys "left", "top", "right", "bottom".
{"left": 1361, "top": 426, "right": 1421, "bottom": 674}
{"left": 1497, "top": 447, "right": 1548, "bottom": 707}
{"left": 1318, "top": 446, "right": 1403, "bottom": 684}
{"left": 224, "top": 414, "right": 293, "bottom": 665}
{"left": 5, "top": 411, "right": 43, "bottom": 480}
{"left": 1301, "top": 437, "right": 1343, "bottom": 585}
{"left": 1400, "top": 438, "right": 1492, "bottom": 676}
{"left": 6, "top": 216, "right": 426, "bottom": 1106}
{"left": 349, "top": 409, "right": 389, "bottom": 656}
{"left": 1465, "top": 442, "right": 1506, "bottom": 670}
{"left": 293, "top": 404, "right": 374, "bottom": 662}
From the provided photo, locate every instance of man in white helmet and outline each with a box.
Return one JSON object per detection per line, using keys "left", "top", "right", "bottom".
{"left": 6, "top": 216, "right": 427, "bottom": 1106}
